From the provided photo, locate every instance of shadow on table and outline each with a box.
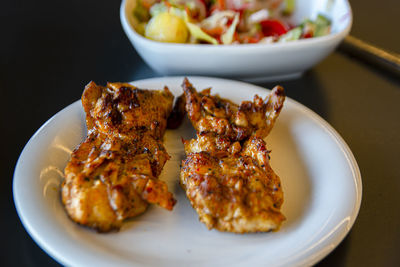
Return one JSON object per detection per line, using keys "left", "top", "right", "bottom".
{"left": 253, "top": 71, "right": 330, "bottom": 120}
{"left": 316, "top": 234, "right": 351, "bottom": 266}
{"left": 20, "top": 228, "right": 61, "bottom": 266}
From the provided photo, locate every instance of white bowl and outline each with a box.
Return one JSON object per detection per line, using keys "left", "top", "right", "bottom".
{"left": 120, "top": 0, "right": 352, "bottom": 81}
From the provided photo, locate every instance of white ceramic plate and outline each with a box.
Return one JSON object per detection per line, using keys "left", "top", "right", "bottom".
{"left": 14, "top": 77, "right": 361, "bottom": 267}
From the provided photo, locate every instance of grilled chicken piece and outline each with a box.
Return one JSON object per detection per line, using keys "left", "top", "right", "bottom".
{"left": 82, "top": 81, "right": 174, "bottom": 140}
{"left": 62, "top": 82, "right": 176, "bottom": 232}
{"left": 180, "top": 79, "right": 285, "bottom": 233}
{"left": 182, "top": 78, "right": 285, "bottom": 141}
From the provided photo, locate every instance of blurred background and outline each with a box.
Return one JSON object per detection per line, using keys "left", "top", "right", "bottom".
{"left": 1, "top": 0, "right": 399, "bottom": 266}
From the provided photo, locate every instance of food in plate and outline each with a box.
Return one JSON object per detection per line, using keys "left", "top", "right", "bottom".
{"left": 180, "top": 78, "right": 286, "bottom": 232}
{"left": 61, "top": 81, "right": 176, "bottom": 232}
{"left": 132, "top": 0, "right": 331, "bottom": 44}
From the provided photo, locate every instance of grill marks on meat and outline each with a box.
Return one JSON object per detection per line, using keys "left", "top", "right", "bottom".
{"left": 62, "top": 82, "right": 176, "bottom": 232}
{"left": 180, "top": 78, "right": 286, "bottom": 233}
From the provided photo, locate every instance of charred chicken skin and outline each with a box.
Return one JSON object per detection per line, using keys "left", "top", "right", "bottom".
{"left": 183, "top": 78, "right": 285, "bottom": 141}
{"left": 62, "top": 81, "right": 176, "bottom": 232}
{"left": 180, "top": 78, "right": 286, "bottom": 233}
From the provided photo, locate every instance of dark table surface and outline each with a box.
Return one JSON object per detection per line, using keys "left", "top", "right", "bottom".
{"left": 1, "top": 0, "right": 399, "bottom": 266}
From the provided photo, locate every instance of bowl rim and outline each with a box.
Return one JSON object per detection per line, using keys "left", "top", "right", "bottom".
{"left": 120, "top": 0, "right": 353, "bottom": 51}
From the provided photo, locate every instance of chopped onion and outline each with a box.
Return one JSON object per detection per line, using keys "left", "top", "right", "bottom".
{"left": 248, "top": 9, "right": 270, "bottom": 24}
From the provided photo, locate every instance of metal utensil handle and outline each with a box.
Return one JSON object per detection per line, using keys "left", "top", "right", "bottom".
{"left": 339, "top": 35, "right": 400, "bottom": 76}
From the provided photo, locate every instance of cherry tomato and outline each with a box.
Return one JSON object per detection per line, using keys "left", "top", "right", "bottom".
{"left": 260, "top": 19, "right": 288, "bottom": 37}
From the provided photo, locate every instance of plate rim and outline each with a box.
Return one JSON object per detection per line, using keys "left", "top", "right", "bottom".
{"left": 13, "top": 76, "right": 362, "bottom": 267}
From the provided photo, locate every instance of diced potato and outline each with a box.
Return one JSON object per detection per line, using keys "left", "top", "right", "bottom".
{"left": 145, "top": 12, "right": 188, "bottom": 43}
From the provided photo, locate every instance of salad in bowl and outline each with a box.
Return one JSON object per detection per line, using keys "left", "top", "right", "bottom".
{"left": 132, "top": 0, "right": 331, "bottom": 45}
{"left": 120, "top": 0, "right": 352, "bottom": 80}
